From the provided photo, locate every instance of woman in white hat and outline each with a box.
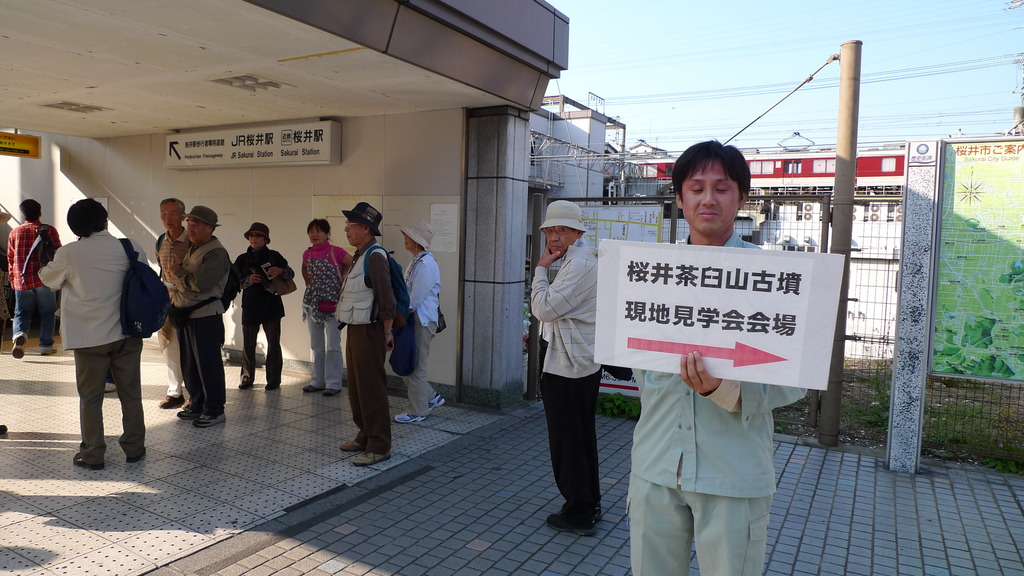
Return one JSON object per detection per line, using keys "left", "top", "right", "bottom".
{"left": 393, "top": 220, "right": 444, "bottom": 423}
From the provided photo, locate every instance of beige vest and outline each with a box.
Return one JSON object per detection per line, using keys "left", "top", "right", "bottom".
{"left": 335, "top": 248, "right": 380, "bottom": 325}
{"left": 171, "top": 238, "right": 229, "bottom": 318}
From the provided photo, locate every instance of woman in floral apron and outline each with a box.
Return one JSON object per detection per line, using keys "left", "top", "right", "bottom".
{"left": 300, "top": 218, "right": 352, "bottom": 396}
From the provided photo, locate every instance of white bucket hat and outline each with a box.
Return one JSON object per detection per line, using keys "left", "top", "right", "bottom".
{"left": 400, "top": 220, "right": 434, "bottom": 250}
{"left": 540, "top": 200, "right": 585, "bottom": 231}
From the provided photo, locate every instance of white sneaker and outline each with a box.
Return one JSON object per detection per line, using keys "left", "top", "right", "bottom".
{"left": 394, "top": 413, "right": 425, "bottom": 424}
{"left": 11, "top": 333, "right": 26, "bottom": 359}
{"left": 427, "top": 394, "right": 445, "bottom": 412}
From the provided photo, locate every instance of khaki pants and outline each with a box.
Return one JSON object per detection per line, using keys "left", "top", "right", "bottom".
{"left": 74, "top": 338, "right": 146, "bottom": 465}
{"left": 628, "top": 473, "right": 772, "bottom": 576}
{"left": 401, "top": 318, "right": 437, "bottom": 416}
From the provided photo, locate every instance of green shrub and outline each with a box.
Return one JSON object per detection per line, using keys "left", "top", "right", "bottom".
{"left": 982, "top": 458, "right": 1024, "bottom": 475}
{"left": 596, "top": 393, "right": 641, "bottom": 420}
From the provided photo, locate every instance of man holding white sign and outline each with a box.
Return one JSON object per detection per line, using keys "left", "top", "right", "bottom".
{"left": 624, "top": 141, "right": 807, "bottom": 576}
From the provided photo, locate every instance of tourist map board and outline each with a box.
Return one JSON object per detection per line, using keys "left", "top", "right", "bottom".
{"left": 931, "top": 140, "right": 1024, "bottom": 381}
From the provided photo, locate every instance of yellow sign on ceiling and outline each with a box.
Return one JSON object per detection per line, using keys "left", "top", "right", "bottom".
{"left": 0, "top": 132, "right": 41, "bottom": 159}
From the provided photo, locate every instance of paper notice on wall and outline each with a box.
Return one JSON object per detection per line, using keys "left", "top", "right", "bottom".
{"left": 430, "top": 204, "right": 458, "bottom": 253}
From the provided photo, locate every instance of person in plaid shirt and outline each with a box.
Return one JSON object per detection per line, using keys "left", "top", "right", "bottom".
{"left": 7, "top": 199, "right": 62, "bottom": 358}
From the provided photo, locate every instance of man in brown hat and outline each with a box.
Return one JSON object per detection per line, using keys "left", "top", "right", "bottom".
{"left": 169, "top": 205, "right": 232, "bottom": 428}
{"left": 336, "top": 201, "right": 396, "bottom": 466}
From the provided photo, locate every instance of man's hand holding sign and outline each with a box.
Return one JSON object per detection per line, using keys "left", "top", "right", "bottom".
{"left": 614, "top": 141, "right": 844, "bottom": 576}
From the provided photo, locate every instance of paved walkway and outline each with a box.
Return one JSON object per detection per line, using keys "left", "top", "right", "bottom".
{"left": 2, "top": 342, "right": 1024, "bottom": 575}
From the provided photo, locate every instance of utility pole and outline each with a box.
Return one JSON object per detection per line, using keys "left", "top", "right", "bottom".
{"left": 819, "top": 40, "right": 861, "bottom": 447}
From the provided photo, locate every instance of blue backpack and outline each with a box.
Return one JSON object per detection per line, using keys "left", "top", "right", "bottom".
{"left": 119, "top": 239, "right": 169, "bottom": 338}
{"left": 364, "top": 245, "right": 410, "bottom": 325}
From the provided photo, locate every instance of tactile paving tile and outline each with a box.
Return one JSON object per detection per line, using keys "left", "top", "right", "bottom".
{"left": 223, "top": 434, "right": 309, "bottom": 461}
{"left": 129, "top": 490, "right": 225, "bottom": 524}
{"left": 175, "top": 502, "right": 261, "bottom": 538}
{"left": 0, "top": 546, "right": 39, "bottom": 575}
{"left": 313, "top": 460, "right": 378, "bottom": 485}
{"left": 159, "top": 464, "right": 241, "bottom": 491}
{"left": 3, "top": 478, "right": 110, "bottom": 514}
{"left": 54, "top": 499, "right": 170, "bottom": 543}
{"left": 278, "top": 471, "right": 344, "bottom": 499}
{"left": 0, "top": 516, "right": 108, "bottom": 563}
{"left": 0, "top": 495, "right": 49, "bottom": 529}
{"left": 45, "top": 542, "right": 152, "bottom": 576}
{"left": 118, "top": 521, "right": 213, "bottom": 564}
{"left": 229, "top": 486, "right": 305, "bottom": 516}
{"left": 109, "top": 479, "right": 187, "bottom": 509}
{"left": 391, "top": 427, "right": 459, "bottom": 453}
{"left": 275, "top": 447, "right": 343, "bottom": 472}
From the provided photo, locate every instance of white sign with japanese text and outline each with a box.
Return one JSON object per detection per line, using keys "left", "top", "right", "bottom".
{"left": 594, "top": 240, "right": 844, "bottom": 390}
{"left": 165, "top": 120, "right": 340, "bottom": 169}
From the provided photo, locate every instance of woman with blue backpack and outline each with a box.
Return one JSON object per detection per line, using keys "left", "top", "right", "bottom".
{"left": 393, "top": 221, "right": 444, "bottom": 423}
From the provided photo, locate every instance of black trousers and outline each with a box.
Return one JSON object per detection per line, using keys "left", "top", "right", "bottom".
{"left": 241, "top": 319, "right": 282, "bottom": 385}
{"left": 179, "top": 315, "right": 225, "bottom": 417}
{"left": 541, "top": 368, "right": 603, "bottom": 525}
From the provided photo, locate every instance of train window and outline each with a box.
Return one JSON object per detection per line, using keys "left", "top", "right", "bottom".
{"left": 749, "top": 160, "right": 772, "bottom": 175}
{"left": 826, "top": 158, "right": 836, "bottom": 172}
{"left": 882, "top": 157, "right": 897, "bottom": 172}
{"left": 812, "top": 159, "right": 827, "bottom": 173}
{"left": 784, "top": 160, "right": 802, "bottom": 174}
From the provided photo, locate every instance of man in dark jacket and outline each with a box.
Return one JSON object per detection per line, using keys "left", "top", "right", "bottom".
{"left": 232, "top": 222, "right": 294, "bottom": 391}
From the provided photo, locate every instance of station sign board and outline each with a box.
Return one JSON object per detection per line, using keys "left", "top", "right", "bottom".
{"left": 165, "top": 120, "right": 340, "bottom": 169}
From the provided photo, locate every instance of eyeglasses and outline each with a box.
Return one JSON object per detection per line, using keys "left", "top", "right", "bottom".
{"left": 541, "top": 226, "right": 579, "bottom": 237}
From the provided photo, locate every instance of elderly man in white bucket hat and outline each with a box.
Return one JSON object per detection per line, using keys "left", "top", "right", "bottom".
{"left": 392, "top": 220, "right": 445, "bottom": 423}
{"left": 530, "top": 200, "right": 602, "bottom": 536}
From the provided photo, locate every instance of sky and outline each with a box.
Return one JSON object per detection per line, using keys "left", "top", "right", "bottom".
{"left": 545, "top": 0, "right": 1024, "bottom": 153}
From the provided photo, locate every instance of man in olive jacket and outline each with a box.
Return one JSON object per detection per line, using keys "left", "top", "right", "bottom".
{"left": 169, "top": 206, "right": 231, "bottom": 429}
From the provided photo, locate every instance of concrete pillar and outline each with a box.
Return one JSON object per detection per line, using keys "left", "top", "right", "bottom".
{"left": 460, "top": 106, "right": 531, "bottom": 408}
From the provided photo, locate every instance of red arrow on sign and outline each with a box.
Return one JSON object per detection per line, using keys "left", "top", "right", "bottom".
{"left": 626, "top": 337, "right": 788, "bottom": 368}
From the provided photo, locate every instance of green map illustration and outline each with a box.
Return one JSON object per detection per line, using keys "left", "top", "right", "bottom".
{"left": 932, "top": 140, "right": 1024, "bottom": 380}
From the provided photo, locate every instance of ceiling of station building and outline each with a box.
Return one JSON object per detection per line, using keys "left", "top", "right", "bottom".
{"left": 0, "top": 0, "right": 517, "bottom": 139}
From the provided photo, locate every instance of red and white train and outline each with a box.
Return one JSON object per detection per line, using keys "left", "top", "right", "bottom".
{"left": 635, "top": 146, "right": 907, "bottom": 194}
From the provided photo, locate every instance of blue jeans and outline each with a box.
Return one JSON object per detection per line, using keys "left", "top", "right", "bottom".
{"left": 14, "top": 286, "right": 57, "bottom": 348}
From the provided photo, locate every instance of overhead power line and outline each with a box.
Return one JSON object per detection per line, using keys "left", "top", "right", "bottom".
{"left": 605, "top": 53, "right": 1023, "bottom": 106}
{"left": 724, "top": 54, "right": 839, "bottom": 144}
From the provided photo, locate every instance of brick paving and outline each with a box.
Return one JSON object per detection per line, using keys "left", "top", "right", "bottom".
{"left": 149, "top": 405, "right": 1024, "bottom": 576}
